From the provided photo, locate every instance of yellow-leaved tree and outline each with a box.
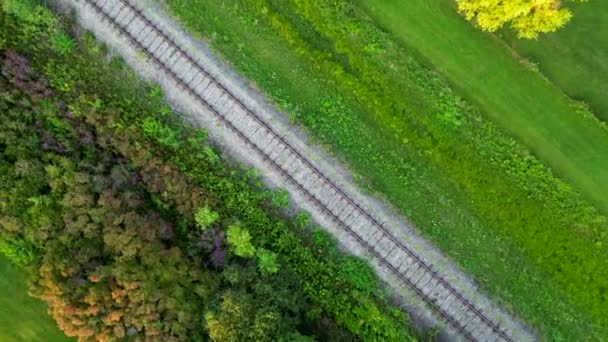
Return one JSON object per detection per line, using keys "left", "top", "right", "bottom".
{"left": 456, "top": 0, "right": 588, "bottom": 39}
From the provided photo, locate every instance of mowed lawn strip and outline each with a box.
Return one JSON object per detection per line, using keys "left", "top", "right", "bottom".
{"left": 502, "top": 1, "right": 608, "bottom": 120}
{"left": 359, "top": 0, "right": 608, "bottom": 215}
{"left": 162, "top": 0, "right": 607, "bottom": 340}
{"left": 0, "top": 256, "right": 71, "bottom": 342}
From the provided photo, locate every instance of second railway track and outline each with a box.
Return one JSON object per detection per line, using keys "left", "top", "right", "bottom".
{"left": 82, "top": 0, "right": 520, "bottom": 340}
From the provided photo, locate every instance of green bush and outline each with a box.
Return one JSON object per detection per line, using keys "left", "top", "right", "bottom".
{"left": 227, "top": 225, "right": 256, "bottom": 258}
{"left": 195, "top": 206, "right": 220, "bottom": 230}
{"left": 256, "top": 248, "right": 279, "bottom": 274}
{"left": 338, "top": 256, "right": 378, "bottom": 294}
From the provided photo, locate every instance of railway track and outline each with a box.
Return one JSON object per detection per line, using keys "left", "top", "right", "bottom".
{"left": 84, "top": 0, "right": 516, "bottom": 340}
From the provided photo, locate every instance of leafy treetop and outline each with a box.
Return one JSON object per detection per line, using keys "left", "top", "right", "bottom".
{"left": 226, "top": 225, "right": 256, "bottom": 258}
{"left": 456, "top": 0, "right": 589, "bottom": 39}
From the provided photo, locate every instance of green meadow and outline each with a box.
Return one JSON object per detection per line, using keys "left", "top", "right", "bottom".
{"left": 0, "top": 257, "right": 70, "bottom": 342}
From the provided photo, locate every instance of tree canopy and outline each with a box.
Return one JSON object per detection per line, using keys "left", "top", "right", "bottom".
{"left": 456, "top": 0, "right": 588, "bottom": 39}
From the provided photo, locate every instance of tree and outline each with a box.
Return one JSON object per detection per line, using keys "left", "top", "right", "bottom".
{"left": 256, "top": 248, "right": 279, "bottom": 274}
{"left": 456, "top": 0, "right": 588, "bottom": 39}
{"left": 205, "top": 286, "right": 306, "bottom": 342}
{"left": 205, "top": 293, "right": 246, "bottom": 342}
{"left": 226, "top": 225, "right": 256, "bottom": 258}
{"left": 28, "top": 164, "right": 216, "bottom": 341}
{"left": 198, "top": 228, "right": 227, "bottom": 268}
{"left": 195, "top": 206, "right": 220, "bottom": 230}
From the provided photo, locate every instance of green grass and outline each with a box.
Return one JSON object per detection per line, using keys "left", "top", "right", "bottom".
{"left": 0, "top": 256, "right": 71, "bottom": 342}
{"left": 501, "top": 1, "right": 608, "bottom": 121}
{"left": 359, "top": 0, "right": 608, "bottom": 216}
{"left": 161, "top": 0, "right": 608, "bottom": 340}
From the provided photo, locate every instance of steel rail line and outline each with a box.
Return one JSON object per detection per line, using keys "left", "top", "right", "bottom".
{"left": 84, "top": 0, "right": 514, "bottom": 340}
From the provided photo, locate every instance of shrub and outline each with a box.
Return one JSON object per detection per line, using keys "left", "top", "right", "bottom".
{"left": 227, "top": 225, "right": 256, "bottom": 258}
{"left": 256, "top": 248, "right": 279, "bottom": 274}
{"left": 195, "top": 206, "right": 220, "bottom": 230}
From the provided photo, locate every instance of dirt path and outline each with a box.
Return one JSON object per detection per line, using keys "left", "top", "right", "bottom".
{"left": 59, "top": 0, "right": 535, "bottom": 340}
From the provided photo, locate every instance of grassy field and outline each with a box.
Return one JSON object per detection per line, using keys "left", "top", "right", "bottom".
{"left": 0, "top": 256, "right": 70, "bottom": 342}
{"left": 161, "top": 0, "right": 608, "bottom": 340}
{"left": 359, "top": 0, "right": 608, "bottom": 216}
{"left": 501, "top": 1, "right": 608, "bottom": 121}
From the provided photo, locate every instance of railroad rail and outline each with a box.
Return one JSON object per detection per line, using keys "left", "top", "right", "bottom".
{"left": 84, "top": 0, "right": 515, "bottom": 340}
